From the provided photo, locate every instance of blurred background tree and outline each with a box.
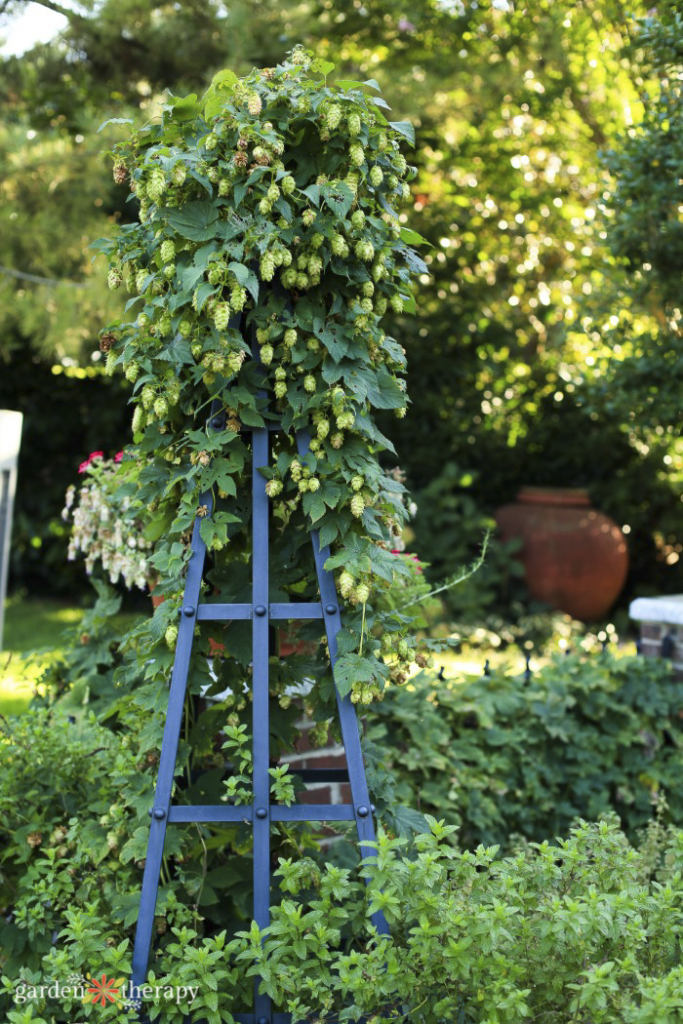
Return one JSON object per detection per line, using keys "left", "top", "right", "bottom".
{"left": 0, "top": 0, "right": 680, "bottom": 631}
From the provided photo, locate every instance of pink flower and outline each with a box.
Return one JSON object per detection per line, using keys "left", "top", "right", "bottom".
{"left": 114, "top": 451, "right": 124, "bottom": 463}
{"left": 78, "top": 450, "right": 104, "bottom": 474}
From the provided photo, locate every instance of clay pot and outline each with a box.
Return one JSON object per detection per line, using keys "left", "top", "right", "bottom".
{"left": 495, "top": 487, "right": 628, "bottom": 621}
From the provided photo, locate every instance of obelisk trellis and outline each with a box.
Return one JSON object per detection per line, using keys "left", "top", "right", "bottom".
{"left": 130, "top": 330, "right": 389, "bottom": 1024}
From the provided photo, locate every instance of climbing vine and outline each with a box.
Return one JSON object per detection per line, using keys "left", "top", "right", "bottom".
{"left": 96, "top": 47, "right": 450, "bottom": 717}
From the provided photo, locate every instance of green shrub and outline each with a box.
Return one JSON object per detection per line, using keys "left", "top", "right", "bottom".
{"left": 367, "top": 651, "right": 683, "bottom": 849}
{"left": 4, "top": 817, "right": 683, "bottom": 1023}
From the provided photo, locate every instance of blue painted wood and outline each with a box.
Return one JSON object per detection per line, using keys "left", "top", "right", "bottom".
{"left": 129, "top": 370, "right": 390, "bottom": 1024}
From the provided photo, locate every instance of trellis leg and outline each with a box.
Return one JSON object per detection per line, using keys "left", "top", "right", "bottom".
{"left": 251, "top": 422, "right": 272, "bottom": 1024}
{"left": 296, "top": 430, "right": 389, "bottom": 937}
{"left": 130, "top": 495, "right": 212, "bottom": 997}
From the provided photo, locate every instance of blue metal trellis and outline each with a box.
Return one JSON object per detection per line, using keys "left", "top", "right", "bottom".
{"left": 129, "top": 353, "right": 388, "bottom": 1023}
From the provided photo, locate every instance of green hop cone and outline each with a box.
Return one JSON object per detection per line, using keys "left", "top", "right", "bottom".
{"left": 132, "top": 404, "right": 144, "bottom": 434}
{"left": 316, "top": 419, "right": 330, "bottom": 441}
{"left": 330, "top": 431, "right": 344, "bottom": 449}
{"left": 390, "top": 294, "right": 404, "bottom": 313}
{"left": 260, "top": 344, "right": 274, "bottom": 366}
{"left": 282, "top": 175, "right": 296, "bottom": 195}
{"left": 351, "top": 475, "right": 364, "bottom": 492}
{"left": 369, "top": 165, "right": 383, "bottom": 188}
{"left": 178, "top": 319, "right": 192, "bottom": 338}
{"left": 284, "top": 328, "right": 297, "bottom": 347}
{"left": 260, "top": 253, "right": 276, "bottom": 281}
{"left": 107, "top": 267, "right": 122, "bottom": 291}
{"left": 125, "top": 362, "right": 139, "bottom": 383}
{"left": 105, "top": 350, "right": 117, "bottom": 375}
{"left": 355, "top": 239, "right": 375, "bottom": 262}
{"left": 351, "top": 209, "right": 366, "bottom": 231}
{"left": 172, "top": 162, "right": 187, "bottom": 186}
{"left": 302, "top": 208, "right": 316, "bottom": 227}
{"left": 394, "top": 153, "right": 407, "bottom": 175}
{"left": 347, "top": 112, "right": 361, "bottom": 137}
{"left": 259, "top": 198, "right": 272, "bottom": 216}
{"left": 308, "top": 477, "right": 320, "bottom": 492}
{"left": 141, "top": 385, "right": 155, "bottom": 410}
{"left": 274, "top": 381, "right": 287, "bottom": 399}
{"left": 375, "top": 296, "right": 388, "bottom": 315}
{"left": 165, "top": 625, "right": 178, "bottom": 649}
{"left": 345, "top": 171, "right": 360, "bottom": 195}
{"left": 303, "top": 374, "right": 316, "bottom": 393}
{"left": 331, "top": 234, "right": 348, "bottom": 257}
{"left": 265, "top": 479, "right": 283, "bottom": 498}
{"left": 163, "top": 263, "right": 176, "bottom": 280}
{"left": 230, "top": 284, "right": 246, "bottom": 311}
{"left": 360, "top": 297, "right": 373, "bottom": 314}
{"left": 354, "top": 582, "right": 370, "bottom": 604}
{"left": 339, "top": 571, "right": 355, "bottom": 598}
{"left": 350, "top": 493, "right": 365, "bottom": 518}
{"left": 204, "top": 132, "right": 218, "bottom": 151}
{"left": 267, "top": 184, "right": 280, "bottom": 203}
{"left": 350, "top": 143, "right": 365, "bottom": 167}
{"left": 248, "top": 92, "right": 262, "bottom": 116}
{"left": 136, "top": 269, "right": 148, "bottom": 292}
{"left": 146, "top": 167, "right": 166, "bottom": 203}
{"left": 160, "top": 240, "right": 175, "bottom": 263}
{"left": 154, "top": 396, "right": 168, "bottom": 420}
{"left": 326, "top": 104, "right": 342, "bottom": 130}
{"left": 213, "top": 302, "right": 231, "bottom": 331}
{"left": 362, "top": 280, "right": 375, "bottom": 297}
{"left": 336, "top": 411, "right": 354, "bottom": 430}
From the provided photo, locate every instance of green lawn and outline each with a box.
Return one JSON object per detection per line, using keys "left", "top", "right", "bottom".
{"left": 0, "top": 597, "right": 137, "bottom": 716}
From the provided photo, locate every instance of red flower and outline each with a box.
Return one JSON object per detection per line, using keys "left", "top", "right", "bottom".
{"left": 86, "top": 974, "right": 120, "bottom": 1006}
{"left": 114, "top": 450, "right": 124, "bottom": 463}
{"left": 78, "top": 451, "right": 104, "bottom": 474}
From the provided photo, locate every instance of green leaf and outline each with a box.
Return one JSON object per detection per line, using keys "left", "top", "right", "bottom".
{"left": 333, "top": 652, "right": 387, "bottom": 698}
{"left": 228, "top": 262, "right": 259, "bottom": 302}
{"left": 388, "top": 120, "right": 416, "bottom": 146}
{"left": 193, "top": 282, "right": 219, "bottom": 312}
{"left": 399, "top": 227, "right": 431, "bottom": 247}
{"left": 320, "top": 181, "right": 355, "bottom": 220}
{"left": 238, "top": 405, "right": 265, "bottom": 428}
{"left": 178, "top": 263, "right": 206, "bottom": 292}
{"left": 166, "top": 201, "right": 219, "bottom": 241}
{"left": 301, "top": 184, "right": 321, "bottom": 207}
{"left": 313, "top": 59, "right": 336, "bottom": 76}
{"left": 303, "top": 490, "right": 327, "bottom": 523}
{"left": 165, "top": 92, "right": 200, "bottom": 120}
{"left": 97, "top": 117, "right": 134, "bottom": 133}
{"left": 202, "top": 69, "right": 238, "bottom": 118}
{"left": 363, "top": 78, "right": 382, "bottom": 92}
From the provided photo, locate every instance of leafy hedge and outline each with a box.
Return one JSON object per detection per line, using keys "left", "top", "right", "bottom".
{"left": 368, "top": 651, "right": 683, "bottom": 848}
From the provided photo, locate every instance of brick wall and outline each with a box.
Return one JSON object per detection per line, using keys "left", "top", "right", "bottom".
{"left": 280, "top": 715, "right": 352, "bottom": 807}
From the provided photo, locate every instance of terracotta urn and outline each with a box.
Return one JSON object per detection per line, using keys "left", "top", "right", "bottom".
{"left": 495, "top": 487, "right": 629, "bottom": 621}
